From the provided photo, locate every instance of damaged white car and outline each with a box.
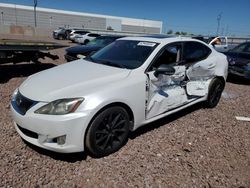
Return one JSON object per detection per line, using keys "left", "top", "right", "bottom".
{"left": 11, "top": 36, "right": 228, "bottom": 157}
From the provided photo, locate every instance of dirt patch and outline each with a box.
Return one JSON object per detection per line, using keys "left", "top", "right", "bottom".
{"left": 0, "top": 35, "right": 249, "bottom": 187}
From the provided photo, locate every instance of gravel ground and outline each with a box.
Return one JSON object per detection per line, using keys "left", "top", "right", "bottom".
{"left": 0, "top": 35, "right": 249, "bottom": 188}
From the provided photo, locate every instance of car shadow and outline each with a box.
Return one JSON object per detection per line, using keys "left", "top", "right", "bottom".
{"left": 130, "top": 102, "right": 204, "bottom": 140}
{"left": 23, "top": 139, "right": 88, "bottom": 162}
{"left": 0, "top": 63, "right": 56, "bottom": 84}
{"left": 227, "top": 74, "right": 250, "bottom": 85}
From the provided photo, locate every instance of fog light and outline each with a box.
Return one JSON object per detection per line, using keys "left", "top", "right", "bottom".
{"left": 57, "top": 135, "right": 66, "bottom": 145}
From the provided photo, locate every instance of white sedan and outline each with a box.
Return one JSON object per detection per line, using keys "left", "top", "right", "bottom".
{"left": 11, "top": 36, "right": 228, "bottom": 157}
{"left": 74, "top": 33, "right": 100, "bottom": 44}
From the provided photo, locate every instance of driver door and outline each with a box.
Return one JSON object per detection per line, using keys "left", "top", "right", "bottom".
{"left": 145, "top": 41, "right": 215, "bottom": 119}
{"left": 145, "top": 43, "right": 188, "bottom": 119}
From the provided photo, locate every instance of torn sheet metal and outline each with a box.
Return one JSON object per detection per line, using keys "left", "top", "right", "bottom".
{"left": 146, "top": 66, "right": 187, "bottom": 119}
{"left": 146, "top": 61, "right": 217, "bottom": 119}
{"left": 147, "top": 86, "right": 187, "bottom": 119}
{"left": 186, "top": 60, "right": 215, "bottom": 81}
{"left": 186, "top": 80, "right": 210, "bottom": 96}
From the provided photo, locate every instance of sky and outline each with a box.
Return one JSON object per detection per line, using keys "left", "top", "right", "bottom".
{"left": 1, "top": 0, "right": 250, "bottom": 36}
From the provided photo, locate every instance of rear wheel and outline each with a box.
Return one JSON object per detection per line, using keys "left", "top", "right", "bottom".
{"left": 58, "top": 35, "right": 64, "bottom": 40}
{"left": 206, "top": 78, "right": 224, "bottom": 108}
{"left": 86, "top": 107, "right": 130, "bottom": 157}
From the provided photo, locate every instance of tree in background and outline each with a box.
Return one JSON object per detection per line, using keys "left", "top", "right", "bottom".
{"left": 167, "top": 29, "right": 173, "bottom": 34}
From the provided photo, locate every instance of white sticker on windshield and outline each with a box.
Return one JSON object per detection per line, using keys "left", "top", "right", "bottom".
{"left": 137, "top": 42, "right": 156, "bottom": 47}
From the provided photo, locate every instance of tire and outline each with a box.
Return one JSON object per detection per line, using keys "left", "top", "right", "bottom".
{"left": 206, "top": 78, "right": 224, "bottom": 108}
{"left": 58, "top": 35, "right": 64, "bottom": 40}
{"left": 86, "top": 107, "right": 130, "bottom": 157}
{"left": 84, "top": 39, "right": 89, "bottom": 45}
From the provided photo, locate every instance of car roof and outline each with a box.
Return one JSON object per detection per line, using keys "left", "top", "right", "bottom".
{"left": 117, "top": 36, "right": 203, "bottom": 45}
{"left": 240, "top": 41, "right": 250, "bottom": 45}
{"left": 97, "top": 35, "right": 125, "bottom": 39}
{"left": 141, "top": 34, "right": 171, "bottom": 39}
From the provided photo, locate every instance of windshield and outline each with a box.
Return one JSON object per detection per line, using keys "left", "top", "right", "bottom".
{"left": 86, "top": 37, "right": 115, "bottom": 47}
{"left": 89, "top": 40, "right": 158, "bottom": 69}
{"left": 231, "top": 43, "right": 250, "bottom": 53}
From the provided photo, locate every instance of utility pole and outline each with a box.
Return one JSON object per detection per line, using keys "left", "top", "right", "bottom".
{"left": 14, "top": 4, "right": 17, "bottom": 25}
{"left": 49, "top": 16, "right": 52, "bottom": 27}
{"left": 34, "top": 0, "right": 37, "bottom": 27}
{"left": 1, "top": 12, "right": 3, "bottom": 25}
{"left": 216, "top": 12, "right": 222, "bottom": 36}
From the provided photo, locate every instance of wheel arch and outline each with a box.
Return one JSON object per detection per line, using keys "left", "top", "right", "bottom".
{"left": 84, "top": 102, "right": 135, "bottom": 146}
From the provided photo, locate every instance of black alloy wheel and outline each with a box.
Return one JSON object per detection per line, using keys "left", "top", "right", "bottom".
{"left": 206, "top": 78, "right": 224, "bottom": 108}
{"left": 86, "top": 107, "right": 130, "bottom": 157}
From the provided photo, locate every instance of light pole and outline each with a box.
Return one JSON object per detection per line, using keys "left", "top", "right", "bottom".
{"left": 34, "top": 0, "right": 37, "bottom": 27}
{"left": 14, "top": 4, "right": 17, "bottom": 25}
{"left": 216, "top": 13, "right": 222, "bottom": 36}
{"left": 49, "top": 16, "right": 52, "bottom": 27}
{"left": 1, "top": 12, "right": 3, "bottom": 25}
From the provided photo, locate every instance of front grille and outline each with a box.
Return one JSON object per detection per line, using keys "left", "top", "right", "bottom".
{"left": 12, "top": 91, "right": 37, "bottom": 115}
{"left": 17, "top": 125, "right": 38, "bottom": 139}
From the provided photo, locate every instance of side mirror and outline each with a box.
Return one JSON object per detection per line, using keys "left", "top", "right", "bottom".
{"left": 154, "top": 64, "right": 175, "bottom": 77}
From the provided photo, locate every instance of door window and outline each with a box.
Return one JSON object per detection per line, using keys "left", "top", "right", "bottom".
{"left": 183, "top": 42, "right": 211, "bottom": 63}
{"left": 148, "top": 43, "right": 182, "bottom": 71}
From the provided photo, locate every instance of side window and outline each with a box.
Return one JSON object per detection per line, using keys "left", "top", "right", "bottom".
{"left": 183, "top": 42, "right": 211, "bottom": 63}
{"left": 89, "top": 34, "right": 99, "bottom": 37}
{"left": 244, "top": 44, "right": 250, "bottom": 53}
{"left": 149, "top": 43, "right": 182, "bottom": 71}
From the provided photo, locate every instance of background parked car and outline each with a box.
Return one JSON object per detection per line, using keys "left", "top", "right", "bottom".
{"left": 74, "top": 33, "right": 100, "bottom": 44}
{"left": 53, "top": 28, "right": 73, "bottom": 40}
{"left": 209, "top": 36, "right": 237, "bottom": 52}
{"left": 69, "top": 30, "right": 90, "bottom": 42}
{"left": 223, "top": 42, "right": 250, "bottom": 79}
{"left": 65, "top": 35, "right": 125, "bottom": 62}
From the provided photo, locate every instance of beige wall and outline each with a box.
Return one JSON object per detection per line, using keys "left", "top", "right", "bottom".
{"left": 0, "top": 24, "right": 54, "bottom": 37}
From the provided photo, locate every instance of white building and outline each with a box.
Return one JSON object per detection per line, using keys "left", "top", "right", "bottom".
{"left": 0, "top": 3, "right": 162, "bottom": 34}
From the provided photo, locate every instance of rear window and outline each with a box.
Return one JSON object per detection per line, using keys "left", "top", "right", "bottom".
{"left": 183, "top": 41, "right": 211, "bottom": 62}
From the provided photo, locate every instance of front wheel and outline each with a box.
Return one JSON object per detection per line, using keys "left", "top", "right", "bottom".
{"left": 206, "top": 78, "right": 224, "bottom": 108}
{"left": 85, "top": 107, "right": 130, "bottom": 157}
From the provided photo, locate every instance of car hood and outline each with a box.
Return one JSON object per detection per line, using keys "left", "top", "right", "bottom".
{"left": 19, "top": 60, "right": 131, "bottom": 102}
{"left": 66, "top": 45, "right": 102, "bottom": 54}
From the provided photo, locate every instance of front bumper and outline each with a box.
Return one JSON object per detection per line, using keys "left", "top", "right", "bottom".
{"left": 11, "top": 104, "right": 90, "bottom": 153}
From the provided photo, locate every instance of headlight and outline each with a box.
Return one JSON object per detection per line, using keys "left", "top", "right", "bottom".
{"left": 35, "top": 98, "right": 84, "bottom": 115}
{"left": 12, "top": 89, "right": 18, "bottom": 101}
{"left": 77, "top": 54, "right": 86, "bottom": 59}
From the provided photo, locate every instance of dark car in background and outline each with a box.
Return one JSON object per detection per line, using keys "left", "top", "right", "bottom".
{"left": 53, "top": 28, "right": 73, "bottom": 40}
{"left": 65, "top": 35, "right": 125, "bottom": 62}
{"left": 224, "top": 42, "right": 250, "bottom": 79}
